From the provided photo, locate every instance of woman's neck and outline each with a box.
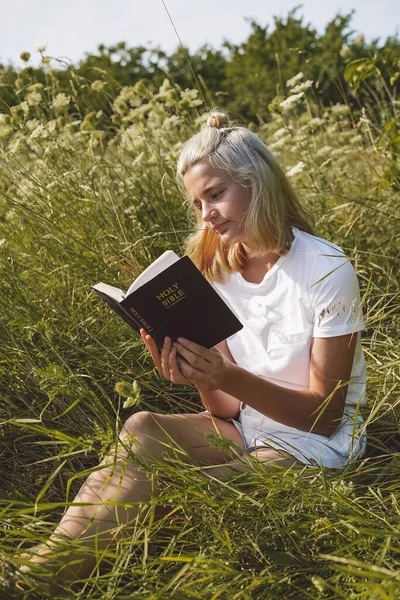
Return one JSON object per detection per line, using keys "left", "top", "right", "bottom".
{"left": 240, "top": 252, "right": 280, "bottom": 283}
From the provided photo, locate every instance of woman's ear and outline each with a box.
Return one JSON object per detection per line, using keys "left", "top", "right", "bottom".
{"left": 240, "top": 179, "right": 252, "bottom": 189}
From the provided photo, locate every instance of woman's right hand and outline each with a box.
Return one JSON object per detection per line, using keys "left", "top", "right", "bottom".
{"left": 140, "top": 329, "right": 195, "bottom": 386}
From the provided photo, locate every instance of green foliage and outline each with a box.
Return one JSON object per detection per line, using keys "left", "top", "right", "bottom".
{"left": 115, "top": 380, "right": 142, "bottom": 408}
{"left": 0, "top": 12, "right": 399, "bottom": 599}
{"left": 344, "top": 56, "right": 381, "bottom": 91}
{"left": 1, "top": 8, "right": 399, "bottom": 125}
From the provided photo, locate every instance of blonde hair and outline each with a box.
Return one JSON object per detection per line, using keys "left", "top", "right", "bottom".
{"left": 177, "top": 111, "right": 314, "bottom": 283}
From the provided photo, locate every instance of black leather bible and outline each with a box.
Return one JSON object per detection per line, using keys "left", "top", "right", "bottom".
{"left": 92, "top": 251, "right": 243, "bottom": 351}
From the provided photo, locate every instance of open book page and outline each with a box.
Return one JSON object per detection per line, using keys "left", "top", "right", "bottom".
{"left": 126, "top": 250, "right": 180, "bottom": 296}
{"left": 92, "top": 283, "right": 125, "bottom": 302}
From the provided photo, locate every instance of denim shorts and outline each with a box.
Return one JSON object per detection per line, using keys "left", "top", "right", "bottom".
{"left": 201, "top": 408, "right": 365, "bottom": 469}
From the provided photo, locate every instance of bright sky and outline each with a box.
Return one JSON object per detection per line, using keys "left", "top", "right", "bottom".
{"left": 1, "top": 0, "right": 399, "bottom": 69}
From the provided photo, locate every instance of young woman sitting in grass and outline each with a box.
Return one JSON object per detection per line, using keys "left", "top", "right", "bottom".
{"left": 21, "top": 111, "right": 366, "bottom": 584}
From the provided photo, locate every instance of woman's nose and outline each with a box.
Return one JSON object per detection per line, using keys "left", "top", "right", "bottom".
{"left": 202, "top": 203, "right": 217, "bottom": 222}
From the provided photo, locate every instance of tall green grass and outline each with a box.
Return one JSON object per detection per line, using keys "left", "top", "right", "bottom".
{"left": 0, "top": 62, "right": 399, "bottom": 599}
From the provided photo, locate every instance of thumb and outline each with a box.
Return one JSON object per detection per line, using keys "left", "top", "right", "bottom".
{"left": 211, "top": 345, "right": 224, "bottom": 354}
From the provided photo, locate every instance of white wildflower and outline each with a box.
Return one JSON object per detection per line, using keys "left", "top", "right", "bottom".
{"left": 51, "top": 93, "right": 69, "bottom": 112}
{"left": 273, "top": 126, "right": 289, "bottom": 139}
{"left": 309, "top": 117, "right": 325, "bottom": 128}
{"left": 180, "top": 88, "right": 202, "bottom": 107}
{"left": 317, "top": 145, "right": 333, "bottom": 157}
{"left": 294, "top": 132, "right": 308, "bottom": 143}
{"left": 332, "top": 479, "right": 355, "bottom": 497}
{"left": 17, "top": 101, "right": 30, "bottom": 118}
{"left": 134, "top": 79, "right": 150, "bottom": 99}
{"left": 10, "top": 102, "right": 29, "bottom": 121}
{"left": 29, "top": 123, "right": 45, "bottom": 139}
{"left": 161, "top": 114, "right": 181, "bottom": 129}
{"left": 25, "top": 118, "right": 40, "bottom": 132}
{"left": 159, "top": 78, "right": 172, "bottom": 95}
{"left": 311, "top": 576, "right": 325, "bottom": 593}
{"left": 279, "top": 92, "right": 304, "bottom": 110}
{"left": 27, "top": 91, "right": 42, "bottom": 107}
{"left": 286, "top": 72, "right": 304, "bottom": 88}
{"left": 47, "top": 119, "right": 57, "bottom": 134}
{"left": 286, "top": 161, "right": 305, "bottom": 177}
{"left": 0, "top": 123, "right": 12, "bottom": 139}
{"left": 27, "top": 83, "right": 44, "bottom": 92}
{"left": 91, "top": 80, "right": 105, "bottom": 92}
{"left": 9, "top": 136, "right": 24, "bottom": 154}
{"left": 331, "top": 103, "right": 350, "bottom": 115}
{"left": 270, "top": 135, "right": 291, "bottom": 150}
{"left": 291, "top": 80, "right": 313, "bottom": 93}
{"left": 113, "top": 86, "right": 142, "bottom": 113}
{"left": 326, "top": 124, "right": 338, "bottom": 134}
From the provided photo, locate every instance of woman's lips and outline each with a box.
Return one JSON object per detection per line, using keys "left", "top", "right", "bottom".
{"left": 212, "top": 222, "right": 228, "bottom": 233}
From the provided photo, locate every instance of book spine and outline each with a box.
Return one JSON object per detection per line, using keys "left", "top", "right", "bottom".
{"left": 126, "top": 306, "right": 155, "bottom": 335}
{"left": 92, "top": 287, "right": 143, "bottom": 335}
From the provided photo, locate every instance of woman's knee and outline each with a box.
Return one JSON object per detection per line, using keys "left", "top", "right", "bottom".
{"left": 118, "top": 411, "right": 244, "bottom": 466}
{"left": 120, "top": 410, "right": 153, "bottom": 440}
{"left": 119, "top": 411, "right": 181, "bottom": 463}
{"left": 120, "top": 411, "right": 166, "bottom": 453}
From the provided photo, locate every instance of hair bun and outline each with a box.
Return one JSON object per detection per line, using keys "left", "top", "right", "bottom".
{"left": 206, "top": 112, "right": 230, "bottom": 129}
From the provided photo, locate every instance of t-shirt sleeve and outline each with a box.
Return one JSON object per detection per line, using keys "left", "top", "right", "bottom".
{"left": 309, "top": 254, "right": 364, "bottom": 338}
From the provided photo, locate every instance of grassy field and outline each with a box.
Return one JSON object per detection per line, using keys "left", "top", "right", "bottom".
{"left": 0, "top": 64, "right": 399, "bottom": 599}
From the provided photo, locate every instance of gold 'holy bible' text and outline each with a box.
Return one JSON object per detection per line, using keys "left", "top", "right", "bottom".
{"left": 157, "top": 281, "right": 187, "bottom": 308}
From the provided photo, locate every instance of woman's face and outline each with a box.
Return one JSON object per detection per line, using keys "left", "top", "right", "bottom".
{"left": 183, "top": 162, "right": 252, "bottom": 245}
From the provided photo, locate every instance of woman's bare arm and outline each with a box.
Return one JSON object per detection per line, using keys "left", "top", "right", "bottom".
{"left": 218, "top": 334, "right": 358, "bottom": 436}
{"left": 198, "top": 340, "right": 241, "bottom": 420}
{"left": 173, "top": 334, "right": 358, "bottom": 436}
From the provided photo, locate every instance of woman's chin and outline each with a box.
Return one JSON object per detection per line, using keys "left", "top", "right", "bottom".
{"left": 219, "top": 231, "right": 234, "bottom": 243}
{"left": 211, "top": 224, "right": 242, "bottom": 245}
{"left": 220, "top": 227, "right": 244, "bottom": 244}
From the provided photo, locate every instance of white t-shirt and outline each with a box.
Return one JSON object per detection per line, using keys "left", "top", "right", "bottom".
{"left": 211, "top": 227, "right": 367, "bottom": 468}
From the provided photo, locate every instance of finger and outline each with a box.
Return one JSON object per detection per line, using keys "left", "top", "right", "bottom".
{"left": 176, "top": 355, "right": 192, "bottom": 378}
{"left": 140, "top": 328, "right": 151, "bottom": 343}
{"left": 161, "top": 336, "right": 172, "bottom": 378}
{"left": 145, "top": 334, "right": 163, "bottom": 372}
{"left": 177, "top": 356, "right": 203, "bottom": 385}
{"left": 141, "top": 328, "right": 151, "bottom": 347}
{"left": 173, "top": 341, "right": 208, "bottom": 371}
{"left": 176, "top": 338, "right": 212, "bottom": 362}
{"left": 169, "top": 346, "right": 186, "bottom": 380}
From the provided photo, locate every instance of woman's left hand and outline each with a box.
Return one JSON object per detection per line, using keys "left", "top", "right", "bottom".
{"left": 173, "top": 337, "right": 234, "bottom": 392}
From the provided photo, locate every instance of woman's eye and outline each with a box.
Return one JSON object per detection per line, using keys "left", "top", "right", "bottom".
{"left": 192, "top": 191, "right": 222, "bottom": 210}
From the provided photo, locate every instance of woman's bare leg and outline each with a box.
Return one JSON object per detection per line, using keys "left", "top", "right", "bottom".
{"left": 201, "top": 447, "right": 300, "bottom": 479}
{"left": 21, "top": 411, "right": 245, "bottom": 581}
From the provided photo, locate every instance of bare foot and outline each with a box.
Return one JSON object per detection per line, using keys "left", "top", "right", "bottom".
{"left": 1, "top": 551, "right": 72, "bottom": 598}
{"left": 18, "top": 542, "right": 58, "bottom": 571}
